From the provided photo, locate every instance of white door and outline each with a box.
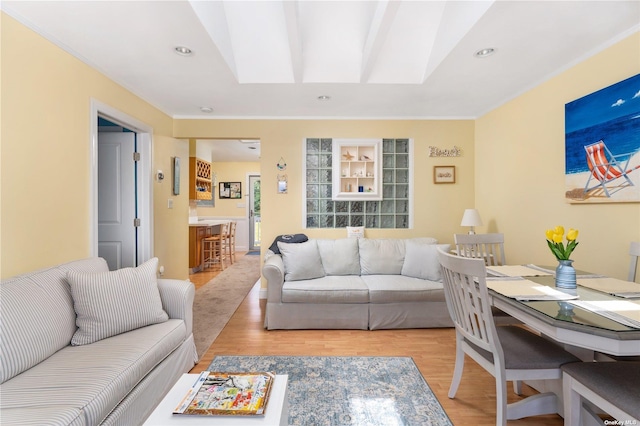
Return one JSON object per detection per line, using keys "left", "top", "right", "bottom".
{"left": 248, "top": 175, "right": 261, "bottom": 251}
{"left": 98, "top": 132, "right": 137, "bottom": 270}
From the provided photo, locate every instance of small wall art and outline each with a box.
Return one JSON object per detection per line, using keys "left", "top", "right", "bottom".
{"left": 219, "top": 182, "right": 242, "bottom": 199}
{"left": 434, "top": 166, "right": 456, "bottom": 184}
{"left": 172, "top": 157, "right": 180, "bottom": 195}
{"left": 277, "top": 174, "right": 288, "bottom": 194}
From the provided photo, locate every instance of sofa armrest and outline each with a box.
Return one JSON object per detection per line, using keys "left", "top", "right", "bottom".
{"left": 157, "top": 279, "right": 195, "bottom": 337}
{"left": 262, "top": 255, "right": 284, "bottom": 303}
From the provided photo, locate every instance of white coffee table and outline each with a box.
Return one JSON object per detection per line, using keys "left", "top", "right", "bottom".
{"left": 143, "top": 374, "right": 289, "bottom": 425}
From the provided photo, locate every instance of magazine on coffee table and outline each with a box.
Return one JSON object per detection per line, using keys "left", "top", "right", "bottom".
{"left": 173, "top": 371, "right": 275, "bottom": 416}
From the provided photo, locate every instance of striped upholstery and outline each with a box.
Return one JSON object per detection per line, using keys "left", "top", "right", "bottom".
{"left": 0, "top": 406, "right": 86, "bottom": 426}
{"left": 68, "top": 258, "right": 168, "bottom": 346}
{"left": 1, "top": 258, "right": 108, "bottom": 383}
{"left": 1, "top": 320, "right": 187, "bottom": 425}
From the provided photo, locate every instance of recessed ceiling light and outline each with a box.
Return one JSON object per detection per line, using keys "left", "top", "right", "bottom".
{"left": 317, "top": 95, "right": 331, "bottom": 101}
{"left": 200, "top": 106, "right": 213, "bottom": 113}
{"left": 174, "top": 46, "right": 193, "bottom": 56}
{"left": 474, "top": 48, "right": 495, "bottom": 58}
{"left": 248, "top": 146, "right": 257, "bottom": 150}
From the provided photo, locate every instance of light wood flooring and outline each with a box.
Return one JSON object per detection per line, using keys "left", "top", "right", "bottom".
{"left": 188, "top": 260, "right": 564, "bottom": 426}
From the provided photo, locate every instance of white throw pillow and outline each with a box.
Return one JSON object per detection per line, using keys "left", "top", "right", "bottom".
{"left": 68, "top": 257, "right": 168, "bottom": 345}
{"left": 359, "top": 239, "right": 406, "bottom": 275}
{"left": 277, "top": 240, "right": 326, "bottom": 281}
{"left": 402, "top": 241, "right": 451, "bottom": 282}
{"left": 347, "top": 226, "right": 365, "bottom": 239}
{"left": 316, "top": 239, "right": 361, "bottom": 275}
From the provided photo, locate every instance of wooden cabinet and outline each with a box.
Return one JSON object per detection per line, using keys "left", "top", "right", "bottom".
{"left": 331, "top": 139, "right": 382, "bottom": 201}
{"left": 189, "top": 157, "right": 212, "bottom": 200}
{"left": 189, "top": 225, "right": 213, "bottom": 270}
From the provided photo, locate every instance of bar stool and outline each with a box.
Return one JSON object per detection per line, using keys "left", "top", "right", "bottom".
{"left": 225, "top": 221, "right": 237, "bottom": 264}
{"left": 202, "top": 223, "right": 228, "bottom": 271}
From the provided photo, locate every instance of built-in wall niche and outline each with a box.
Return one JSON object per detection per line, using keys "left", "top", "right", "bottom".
{"left": 305, "top": 138, "right": 411, "bottom": 229}
{"left": 332, "top": 139, "right": 382, "bottom": 201}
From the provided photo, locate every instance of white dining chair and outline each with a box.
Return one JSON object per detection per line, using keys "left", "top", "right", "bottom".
{"left": 629, "top": 241, "right": 640, "bottom": 282}
{"left": 437, "top": 248, "right": 580, "bottom": 426}
{"left": 454, "top": 233, "right": 506, "bottom": 267}
{"left": 562, "top": 361, "right": 640, "bottom": 426}
{"left": 454, "top": 232, "right": 519, "bottom": 328}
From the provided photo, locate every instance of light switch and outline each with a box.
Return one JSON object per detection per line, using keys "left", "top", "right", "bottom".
{"left": 167, "top": 199, "right": 173, "bottom": 209}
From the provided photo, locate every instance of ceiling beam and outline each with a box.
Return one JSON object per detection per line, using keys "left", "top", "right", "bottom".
{"left": 282, "top": 0, "right": 302, "bottom": 84}
{"left": 360, "top": 0, "right": 401, "bottom": 84}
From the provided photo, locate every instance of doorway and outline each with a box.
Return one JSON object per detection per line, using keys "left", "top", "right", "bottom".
{"left": 248, "top": 175, "right": 261, "bottom": 251}
{"left": 90, "top": 99, "right": 153, "bottom": 270}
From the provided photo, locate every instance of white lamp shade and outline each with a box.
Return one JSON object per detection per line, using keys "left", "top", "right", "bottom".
{"left": 461, "top": 209, "right": 483, "bottom": 227}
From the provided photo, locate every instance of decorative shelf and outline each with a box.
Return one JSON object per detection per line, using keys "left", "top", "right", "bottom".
{"left": 332, "top": 139, "right": 382, "bottom": 201}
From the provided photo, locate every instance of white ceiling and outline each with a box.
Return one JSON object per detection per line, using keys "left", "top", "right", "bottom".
{"left": 3, "top": 0, "right": 639, "bottom": 122}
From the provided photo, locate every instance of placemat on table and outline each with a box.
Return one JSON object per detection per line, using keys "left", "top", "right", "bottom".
{"left": 577, "top": 277, "right": 640, "bottom": 299}
{"left": 486, "top": 264, "right": 553, "bottom": 277}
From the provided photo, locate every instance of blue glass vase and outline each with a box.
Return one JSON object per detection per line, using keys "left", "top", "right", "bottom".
{"left": 555, "top": 259, "right": 577, "bottom": 289}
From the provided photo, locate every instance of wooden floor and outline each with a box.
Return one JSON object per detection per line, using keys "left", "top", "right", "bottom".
{"left": 188, "top": 261, "right": 564, "bottom": 426}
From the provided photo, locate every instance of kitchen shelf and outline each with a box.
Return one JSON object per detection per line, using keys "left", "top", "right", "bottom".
{"left": 189, "top": 157, "right": 212, "bottom": 200}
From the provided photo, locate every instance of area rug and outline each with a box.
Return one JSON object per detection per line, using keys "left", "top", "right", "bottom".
{"left": 192, "top": 254, "right": 261, "bottom": 358}
{"left": 208, "top": 355, "right": 452, "bottom": 426}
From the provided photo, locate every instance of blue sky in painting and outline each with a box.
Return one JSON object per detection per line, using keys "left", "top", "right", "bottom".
{"left": 566, "top": 74, "right": 640, "bottom": 133}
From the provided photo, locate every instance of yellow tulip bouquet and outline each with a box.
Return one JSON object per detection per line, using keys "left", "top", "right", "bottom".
{"left": 545, "top": 226, "right": 579, "bottom": 260}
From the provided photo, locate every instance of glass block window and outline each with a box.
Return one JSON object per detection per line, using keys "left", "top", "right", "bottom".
{"left": 305, "top": 138, "right": 410, "bottom": 229}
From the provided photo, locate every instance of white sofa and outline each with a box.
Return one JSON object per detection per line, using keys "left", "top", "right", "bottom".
{"left": 0, "top": 257, "right": 198, "bottom": 426}
{"left": 263, "top": 237, "right": 454, "bottom": 330}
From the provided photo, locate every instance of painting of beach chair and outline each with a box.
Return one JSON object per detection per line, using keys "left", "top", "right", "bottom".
{"left": 583, "top": 140, "right": 640, "bottom": 197}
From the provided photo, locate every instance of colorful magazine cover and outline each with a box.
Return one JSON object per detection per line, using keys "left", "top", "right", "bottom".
{"left": 173, "top": 371, "right": 275, "bottom": 416}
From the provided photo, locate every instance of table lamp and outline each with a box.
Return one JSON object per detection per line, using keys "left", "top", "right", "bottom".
{"left": 460, "top": 209, "right": 482, "bottom": 234}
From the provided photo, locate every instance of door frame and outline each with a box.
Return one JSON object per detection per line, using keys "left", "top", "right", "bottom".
{"left": 248, "top": 173, "right": 261, "bottom": 251}
{"left": 90, "top": 99, "right": 153, "bottom": 262}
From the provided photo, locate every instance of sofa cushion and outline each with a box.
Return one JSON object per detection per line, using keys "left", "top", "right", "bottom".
{"left": 0, "top": 258, "right": 109, "bottom": 383}
{"left": 402, "top": 242, "right": 450, "bottom": 282}
{"left": 0, "top": 319, "right": 186, "bottom": 426}
{"left": 317, "top": 238, "right": 361, "bottom": 275}
{"left": 361, "top": 275, "right": 444, "bottom": 303}
{"left": 282, "top": 276, "right": 369, "bottom": 303}
{"left": 358, "top": 239, "right": 406, "bottom": 275}
{"left": 68, "top": 258, "right": 168, "bottom": 346}
{"left": 278, "top": 240, "right": 326, "bottom": 281}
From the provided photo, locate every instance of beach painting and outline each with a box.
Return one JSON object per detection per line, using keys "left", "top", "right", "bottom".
{"left": 565, "top": 73, "right": 640, "bottom": 203}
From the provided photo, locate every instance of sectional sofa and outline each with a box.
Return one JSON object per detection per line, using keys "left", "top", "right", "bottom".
{"left": 0, "top": 257, "right": 197, "bottom": 426}
{"left": 262, "top": 237, "right": 454, "bottom": 330}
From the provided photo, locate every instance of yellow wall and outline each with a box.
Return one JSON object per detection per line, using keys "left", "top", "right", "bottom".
{"left": 1, "top": 13, "right": 189, "bottom": 279}
{"left": 475, "top": 32, "right": 640, "bottom": 279}
{"left": 196, "top": 161, "right": 260, "bottom": 218}
{"left": 174, "top": 119, "right": 476, "bottom": 251}
{"left": 2, "top": 12, "right": 638, "bottom": 282}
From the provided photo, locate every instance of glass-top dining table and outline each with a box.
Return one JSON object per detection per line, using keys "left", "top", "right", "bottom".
{"left": 486, "top": 264, "right": 640, "bottom": 358}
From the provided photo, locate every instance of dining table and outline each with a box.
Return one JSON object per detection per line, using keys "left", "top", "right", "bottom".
{"left": 486, "top": 264, "right": 640, "bottom": 358}
{"left": 484, "top": 264, "right": 640, "bottom": 419}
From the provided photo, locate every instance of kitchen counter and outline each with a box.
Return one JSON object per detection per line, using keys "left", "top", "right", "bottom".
{"left": 188, "top": 220, "right": 230, "bottom": 272}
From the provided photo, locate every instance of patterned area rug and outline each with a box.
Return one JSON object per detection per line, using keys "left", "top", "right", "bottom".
{"left": 208, "top": 356, "right": 452, "bottom": 426}
{"left": 192, "top": 254, "right": 260, "bottom": 358}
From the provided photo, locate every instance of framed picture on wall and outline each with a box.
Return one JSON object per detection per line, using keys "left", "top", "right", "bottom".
{"left": 219, "top": 182, "right": 242, "bottom": 199}
{"left": 434, "top": 166, "right": 455, "bottom": 184}
{"left": 172, "top": 157, "right": 180, "bottom": 195}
